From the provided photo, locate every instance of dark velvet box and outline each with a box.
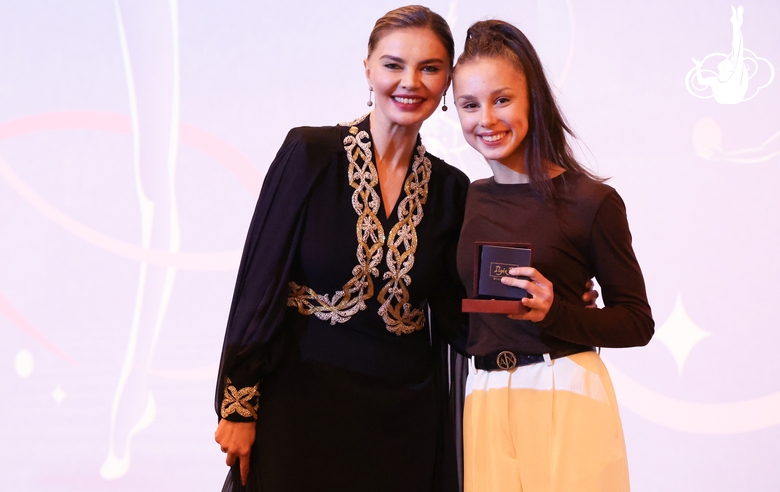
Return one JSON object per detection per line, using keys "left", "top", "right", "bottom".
{"left": 462, "top": 242, "right": 532, "bottom": 314}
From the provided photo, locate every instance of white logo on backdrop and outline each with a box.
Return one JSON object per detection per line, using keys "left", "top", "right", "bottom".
{"left": 685, "top": 5, "right": 774, "bottom": 104}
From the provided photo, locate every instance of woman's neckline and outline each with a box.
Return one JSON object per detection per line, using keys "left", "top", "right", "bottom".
{"left": 360, "top": 116, "right": 419, "bottom": 221}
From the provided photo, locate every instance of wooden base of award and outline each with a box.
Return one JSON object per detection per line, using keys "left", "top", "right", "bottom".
{"left": 462, "top": 298, "right": 528, "bottom": 314}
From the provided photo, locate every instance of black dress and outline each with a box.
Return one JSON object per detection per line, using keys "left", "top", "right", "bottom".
{"left": 215, "top": 115, "right": 469, "bottom": 492}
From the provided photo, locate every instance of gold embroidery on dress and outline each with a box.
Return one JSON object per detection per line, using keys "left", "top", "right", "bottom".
{"left": 288, "top": 124, "right": 383, "bottom": 324}
{"left": 338, "top": 113, "right": 369, "bottom": 127}
{"left": 377, "top": 144, "right": 430, "bottom": 334}
{"left": 287, "top": 118, "right": 431, "bottom": 335}
{"left": 220, "top": 378, "right": 260, "bottom": 419}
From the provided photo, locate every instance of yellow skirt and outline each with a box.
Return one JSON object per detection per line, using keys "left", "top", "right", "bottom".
{"left": 463, "top": 351, "right": 630, "bottom": 492}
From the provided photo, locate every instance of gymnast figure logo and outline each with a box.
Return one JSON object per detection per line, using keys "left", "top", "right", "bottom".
{"left": 685, "top": 5, "right": 774, "bottom": 104}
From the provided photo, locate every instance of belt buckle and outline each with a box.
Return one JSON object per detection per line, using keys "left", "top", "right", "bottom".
{"left": 496, "top": 351, "right": 517, "bottom": 370}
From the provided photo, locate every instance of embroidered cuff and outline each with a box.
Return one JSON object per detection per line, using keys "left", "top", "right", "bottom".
{"left": 220, "top": 378, "right": 260, "bottom": 420}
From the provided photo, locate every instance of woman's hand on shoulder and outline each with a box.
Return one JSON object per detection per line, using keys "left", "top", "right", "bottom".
{"left": 215, "top": 418, "right": 256, "bottom": 486}
{"left": 501, "top": 267, "right": 553, "bottom": 322}
{"left": 583, "top": 279, "right": 599, "bottom": 308}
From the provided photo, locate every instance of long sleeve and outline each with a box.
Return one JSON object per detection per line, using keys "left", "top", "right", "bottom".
{"left": 536, "top": 190, "right": 654, "bottom": 348}
{"left": 427, "top": 170, "right": 470, "bottom": 356}
{"left": 215, "top": 126, "right": 338, "bottom": 422}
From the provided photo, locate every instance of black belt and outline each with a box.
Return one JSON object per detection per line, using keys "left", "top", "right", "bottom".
{"left": 473, "top": 346, "right": 595, "bottom": 371}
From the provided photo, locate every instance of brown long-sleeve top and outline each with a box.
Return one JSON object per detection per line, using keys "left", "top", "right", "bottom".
{"left": 456, "top": 172, "right": 654, "bottom": 357}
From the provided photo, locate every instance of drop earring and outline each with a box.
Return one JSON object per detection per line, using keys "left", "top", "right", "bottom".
{"left": 367, "top": 88, "right": 374, "bottom": 107}
{"left": 441, "top": 91, "right": 448, "bottom": 112}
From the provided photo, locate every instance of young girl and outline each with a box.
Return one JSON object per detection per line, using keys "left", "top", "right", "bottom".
{"left": 452, "top": 20, "right": 654, "bottom": 491}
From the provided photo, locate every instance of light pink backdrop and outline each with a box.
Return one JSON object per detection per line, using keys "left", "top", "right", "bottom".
{"left": 1, "top": 1, "right": 778, "bottom": 490}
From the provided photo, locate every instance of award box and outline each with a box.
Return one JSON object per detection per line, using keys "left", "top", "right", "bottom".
{"left": 462, "top": 242, "right": 532, "bottom": 314}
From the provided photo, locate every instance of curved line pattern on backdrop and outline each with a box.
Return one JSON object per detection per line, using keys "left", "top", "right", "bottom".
{"left": 0, "top": 112, "right": 264, "bottom": 271}
{"left": 604, "top": 358, "right": 780, "bottom": 434}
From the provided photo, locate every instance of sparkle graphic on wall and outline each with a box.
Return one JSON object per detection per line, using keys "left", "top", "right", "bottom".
{"left": 52, "top": 385, "right": 66, "bottom": 406}
{"left": 685, "top": 5, "right": 774, "bottom": 104}
{"left": 653, "top": 294, "right": 711, "bottom": 375}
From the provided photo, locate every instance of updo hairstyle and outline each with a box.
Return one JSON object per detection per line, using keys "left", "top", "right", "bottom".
{"left": 368, "top": 5, "right": 455, "bottom": 68}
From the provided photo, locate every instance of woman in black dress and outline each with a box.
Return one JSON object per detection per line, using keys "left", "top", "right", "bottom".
{"left": 214, "top": 6, "right": 469, "bottom": 492}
